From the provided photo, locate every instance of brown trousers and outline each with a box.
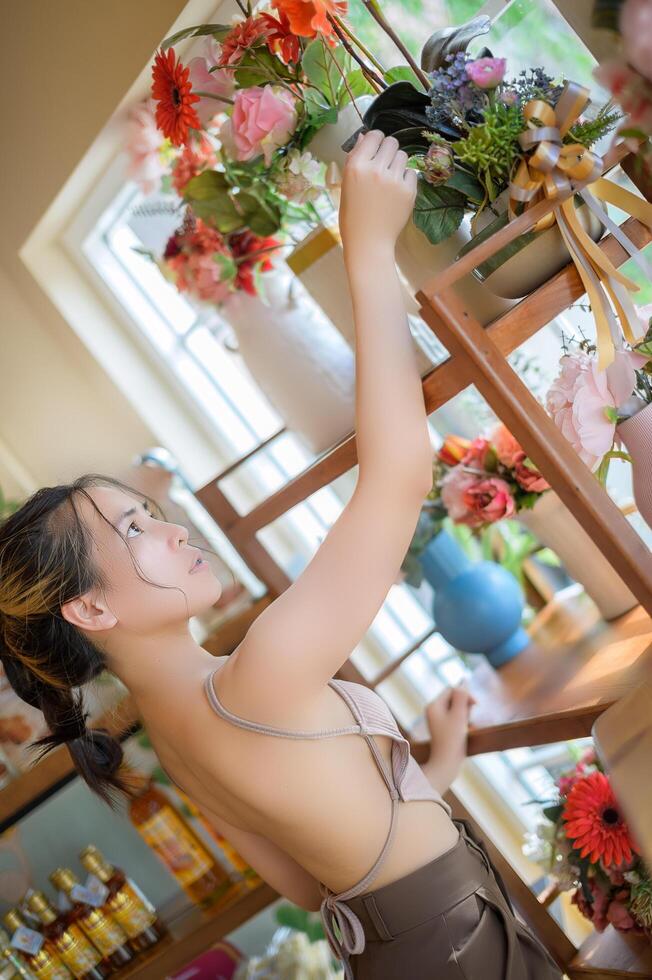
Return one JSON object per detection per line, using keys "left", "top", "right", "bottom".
{"left": 343, "top": 820, "right": 563, "bottom": 979}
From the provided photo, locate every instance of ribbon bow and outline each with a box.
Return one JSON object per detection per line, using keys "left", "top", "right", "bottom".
{"left": 320, "top": 889, "right": 365, "bottom": 980}
{"left": 509, "top": 81, "right": 652, "bottom": 370}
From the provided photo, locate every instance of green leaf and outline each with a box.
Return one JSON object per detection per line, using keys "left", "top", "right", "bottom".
{"left": 383, "top": 65, "right": 422, "bottom": 89}
{"left": 301, "top": 37, "right": 350, "bottom": 107}
{"left": 542, "top": 803, "right": 564, "bottom": 823}
{"left": 235, "top": 190, "right": 283, "bottom": 236}
{"left": 161, "top": 24, "right": 231, "bottom": 51}
{"left": 413, "top": 179, "right": 466, "bottom": 244}
{"left": 183, "top": 171, "right": 244, "bottom": 232}
{"left": 214, "top": 253, "right": 237, "bottom": 281}
{"left": 344, "top": 68, "right": 376, "bottom": 100}
{"left": 234, "top": 47, "right": 294, "bottom": 88}
{"left": 445, "top": 169, "right": 484, "bottom": 203}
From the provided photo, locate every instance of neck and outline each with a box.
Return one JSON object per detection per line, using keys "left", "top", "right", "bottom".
{"left": 104, "top": 624, "right": 218, "bottom": 703}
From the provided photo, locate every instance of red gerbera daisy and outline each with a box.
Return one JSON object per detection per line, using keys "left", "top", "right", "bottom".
{"left": 217, "top": 16, "right": 272, "bottom": 67}
{"left": 151, "top": 47, "right": 201, "bottom": 147}
{"left": 563, "top": 772, "right": 639, "bottom": 869}
{"left": 260, "top": 10, "right": 301, "bottom": 64}
{"left": 272, "top": 0, "right": 347, "bottom": 41}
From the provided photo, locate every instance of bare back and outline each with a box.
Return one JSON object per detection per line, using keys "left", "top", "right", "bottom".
{"left": 136, "top": 654, "right": 458, "bottom": 895}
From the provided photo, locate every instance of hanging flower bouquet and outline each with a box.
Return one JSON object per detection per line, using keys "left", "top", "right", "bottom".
{"left": 523, "top": 748, "right": 652, "bottom": 939}
{"left": 546, "top": 322, "right": 652, "bottom": 479}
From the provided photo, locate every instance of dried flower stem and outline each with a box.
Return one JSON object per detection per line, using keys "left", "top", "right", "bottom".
{"left": 332, "top": 14, "right": 386, "bottom": 76}
{"left": 324, "top": 42, "right": 367, "bottom": 121}
{"left": 359, "top": 0, "right": 430, "bottom": 91}
{"left": 327, "top": 16, "right": 385, "bottom": 94}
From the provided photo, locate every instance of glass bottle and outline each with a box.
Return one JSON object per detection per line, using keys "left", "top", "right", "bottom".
{"left": 1, "top": 912, "right": 70, "bottom": 980}
{"left": 48, "top": 871, "right": 132, "bottom": 974}
{"left": 78, "top": 846, "right": 167, "bottom": 955}
{"left": 128, "top": 778, "right": 231, "bottom": 907}
{"left": 22, "top": 893, "right": 109, "bottom": 980}
{"left": 0, "top": 924, "right": 38, "bottom": 979}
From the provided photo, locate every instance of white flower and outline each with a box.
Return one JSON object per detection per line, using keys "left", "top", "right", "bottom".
{"left": 276, "top": 149, "right": 326, "bottom": 204}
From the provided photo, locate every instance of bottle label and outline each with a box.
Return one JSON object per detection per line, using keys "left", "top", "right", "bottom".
{"left": 107, "top": 883, "right": 157, "bottom": 938}
{"left": 137, "top": 807, "right": 214, "bottom": 886}
{"left": 71, "top": 881, "right": 109, "bottom": 908}
{"left": 53, "top": 924, "right": 101, "bottom": 977}
{"left": 10, "top": 924, "right": 44, "bottom": 955}
{"left": 79, "top": 911, "right": 127, "bottom": 957}
{"left": 28, "top": 947, "right": 73, "bottom": 980}
{"left": 83, "top": 875, "right": 110, "bottom": 907}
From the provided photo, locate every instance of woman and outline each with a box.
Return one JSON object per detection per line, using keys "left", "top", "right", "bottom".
{"left": 0, "top": 131, "right": 561, "bottom": 979}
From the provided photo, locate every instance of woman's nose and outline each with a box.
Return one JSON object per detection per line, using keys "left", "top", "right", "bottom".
{"left": 171, "top": 523, "right": 189, "bottom": 548}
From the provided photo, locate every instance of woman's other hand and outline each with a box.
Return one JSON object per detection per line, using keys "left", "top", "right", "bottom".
{"left": 339, "top": 130, "right": 417, "bottom": 257}
{"left": 422, "top": 684, "right": 476, "bottom": 795}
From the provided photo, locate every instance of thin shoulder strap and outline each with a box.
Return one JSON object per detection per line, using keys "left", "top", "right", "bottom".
{"left": 203, "top": 668, "right": 361, "bottom": 739}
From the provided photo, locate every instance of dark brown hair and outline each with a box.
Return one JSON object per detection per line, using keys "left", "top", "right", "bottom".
{"left": 0, "top": 474, "right": 170, "bottom": 808}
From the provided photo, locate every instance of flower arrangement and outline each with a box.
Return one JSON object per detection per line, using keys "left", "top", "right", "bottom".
{"left": 400, "top": 424, "right": 549, "bottom": 587}
{"left": 546, "top": 322, "right": 652, "bottom": 478}
{"left": 523, "top": 747, "right": 652, "bottom": 938}
{"left": 158, "top": 211, "right": 282, "bottom": 305}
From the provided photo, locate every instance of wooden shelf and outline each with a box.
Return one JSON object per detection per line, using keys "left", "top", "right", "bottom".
{"left": 569, "top": 926, "right": 652, "bottom": 978}
{"left": 408, "top": 598, "right": 652, "bottom": 763}
{"left": 112, "top": 882, "right": 279, "bottom": 980}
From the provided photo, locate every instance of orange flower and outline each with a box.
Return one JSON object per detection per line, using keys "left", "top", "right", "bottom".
{"left": 563, "top": 772, "right": 639, "bottom": 869}
{"left": 217, "top": 17, "right": 272, "bottom": 67}
{"left": 438, "top": 434, "right": 471, "bottom": 467}
{"left": 151, "top": 48, "right": 201, "bottom": 147}
{"left": 271, "top": 0, "right": 348, "bottom": 40}
{"left": 260, "top": 10, "right": 301, "bottom": 64}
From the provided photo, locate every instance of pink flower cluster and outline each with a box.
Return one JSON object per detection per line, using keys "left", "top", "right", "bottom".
{"left": 437, "top": 425, "right": 550, "bottom": 528}
{"left": 164, "top": 219, "right": 234, "bottom": 305}
{"left": 572, "top": 878, "right": 640, "bottom": 934}
{"left": 546, "top": 349, "right": 647, "bottom": 470}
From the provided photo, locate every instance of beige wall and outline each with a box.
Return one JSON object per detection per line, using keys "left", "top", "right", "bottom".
{"left": 0, "top": 0, "right": 190, "bottom": 492}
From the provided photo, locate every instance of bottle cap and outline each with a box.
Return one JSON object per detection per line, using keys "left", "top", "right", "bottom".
{"left": 23, "top": 892, "right": 56, "bottom": 924}
{"left": 79, "top": 846, "right": 112, "bottom": 880}
{"left": 49, "top": 868, "right": 78, "bottom": 893}
{"left": 2, "top": 909, "right": 24, "bottom": 932}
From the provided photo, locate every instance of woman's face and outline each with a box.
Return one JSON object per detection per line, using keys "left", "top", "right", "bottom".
{"left": 79, "top": 485, "right": 222, "bottom": 634}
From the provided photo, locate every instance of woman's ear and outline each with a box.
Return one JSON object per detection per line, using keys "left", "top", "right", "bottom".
{"left": 61, "top": 592, "right": 118, "bottom": 632}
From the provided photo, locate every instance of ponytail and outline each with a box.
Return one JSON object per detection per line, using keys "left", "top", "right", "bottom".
{"left": 0, "top": 475, "right": 151, "bottom": 808}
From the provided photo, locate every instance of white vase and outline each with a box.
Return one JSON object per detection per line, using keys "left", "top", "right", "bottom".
{"left": 473, "top": 192, "right": 605, "bottom": 299}
{"left": 518, "top": 491, "right": 638, "bottom": 621}
{"left": 395, "top": 217, "right": 514, "bottom": 326}
{"left": 616, "top": 402, "right": 652, "bottom": 531}
{"left": 223, "top": 272, "right": 356, "bottom": 455}
{"left": 307, "top": 95, "right": 374, "bottom": 172}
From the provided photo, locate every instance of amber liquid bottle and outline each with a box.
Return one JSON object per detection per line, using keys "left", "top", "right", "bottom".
{"left": 1, "top": 911, "right": 71, "bottom": 980}
{"left": 22, "top": 893, "right": 108, "bottom": 980}
{"left": 78, "top": 846, "right": 167, "bottom": 956}
{"left": 48, "top": 870, "right": 132, "bottom": 975}
{"left": 128, "top": 778, "right": 231, "bottom": 907}
{"left": 0, "top": 921, "right": 40, "bottom": 979}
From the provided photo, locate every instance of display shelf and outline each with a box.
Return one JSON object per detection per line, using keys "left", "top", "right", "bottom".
{"left": 407, "top": 600, "right": 652, "bottom": 762}
{"left": 111, "top": 881, "right": 279, "bottom": 980}
{"left": 569, "top": 927, "right": 652, "bottom": 978}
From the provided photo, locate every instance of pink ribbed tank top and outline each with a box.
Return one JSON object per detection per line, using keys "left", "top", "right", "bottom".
{"left": 203, "top": 663, "right": 451, "bottom": 978}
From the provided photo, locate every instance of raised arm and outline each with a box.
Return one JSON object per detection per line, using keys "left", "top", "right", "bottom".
{"left": 229, "top": 132, "right": 433, "bottom": 706}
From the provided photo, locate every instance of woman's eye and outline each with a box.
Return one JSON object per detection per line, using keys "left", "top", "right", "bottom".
{"left": 127, "top": 521, "right": 143, "bottom": 538}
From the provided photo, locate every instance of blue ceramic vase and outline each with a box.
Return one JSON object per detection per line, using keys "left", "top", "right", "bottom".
{"left": 419, "top": 530, "right": 529, "bottom": 668}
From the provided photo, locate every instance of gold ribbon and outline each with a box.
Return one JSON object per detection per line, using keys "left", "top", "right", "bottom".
{"left": 508, "top": 81, "right": 652, "bottom": 369}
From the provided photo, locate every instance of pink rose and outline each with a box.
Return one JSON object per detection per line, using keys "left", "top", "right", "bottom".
{"left": 227, "top": 85, "right": 298, "bottom": 165}
{"left": 513, "top": 453, "right": 550, "bottom": 493}
{"left": 463, "top": 477, "right": 516, "bottom": 526}
{"left": 590, "top": 880, "right": 611, "bottom": 932}
{"left": 187, "top": 56, "right": 235, "bottom": 128}
{"left": 465, "top": 57, "right": 507, "bottom": 89}
{"left": 440, "top": 467, "right": 480, "bottom": 524}
{"left": 594, "top": 59, "right": 652, "bottom": 135}
{"left": 491, "top": 424, "right": 523, "bottom": 468}
{"left": 546, "top": 350, "right": 647, "bottom": 470}
{"left": 462, "top": 437, "right": 493, "bottom": 470}
{"left": 619, "top": 0, "right": 652, "bottom": 85}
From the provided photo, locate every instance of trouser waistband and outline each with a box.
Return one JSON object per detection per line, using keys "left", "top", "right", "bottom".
{"left": 345, "top": 820, "right": 506, "bottom": 942}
